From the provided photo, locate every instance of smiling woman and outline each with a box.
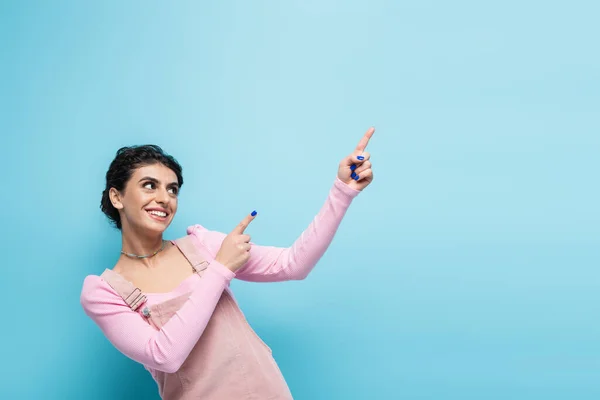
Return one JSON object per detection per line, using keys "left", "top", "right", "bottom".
{"left": 81, "top": 132, "right": 374, "bottom": 399}
{"left": 100, "top": 145, "right": 183, "bottom": 232}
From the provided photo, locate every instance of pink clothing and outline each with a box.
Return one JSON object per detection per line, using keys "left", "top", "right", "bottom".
{"left": 101, "top": 235, "right": 293, "bottom": 399}
{"left": 80, "top": 177, "right": 360, "bottom": 397}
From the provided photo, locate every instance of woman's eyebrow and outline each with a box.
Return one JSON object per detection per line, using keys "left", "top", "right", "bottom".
{"left": 138, "top": 176, "right": 159, "bottom": 183}
{"left": 138, "top": 176, "right": 179, "bottom": 186}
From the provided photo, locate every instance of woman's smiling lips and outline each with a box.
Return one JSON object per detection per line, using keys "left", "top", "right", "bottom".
{"left": 145, "top": 207, "right": 169, "bottom": 221}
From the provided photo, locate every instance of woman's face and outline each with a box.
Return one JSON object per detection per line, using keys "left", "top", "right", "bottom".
{"left": 110, "top": 163, "right": 180, "bottom": 234}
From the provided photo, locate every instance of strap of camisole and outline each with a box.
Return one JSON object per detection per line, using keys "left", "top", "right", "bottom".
{"left": 100, "top": 234, "right": 210, "bottom": 311}
{"left": 100, "top": 269, "right": 148, "bottom": 312}
{"left": 172, "top": 234, "right": 211, "bottom": 274}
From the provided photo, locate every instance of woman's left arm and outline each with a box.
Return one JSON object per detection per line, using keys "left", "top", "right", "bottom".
{"left": 190, "top": 127, "right": 375, "bottom": 282}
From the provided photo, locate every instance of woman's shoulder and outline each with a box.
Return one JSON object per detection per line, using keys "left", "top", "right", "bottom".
{"left": 81, "top": 272, "right": 112, "bottom": 292}
{"left": 80, "top": 271, "right": 124, "bottom": 314}
{"left": 185, "top": 223, "right": 223, "bottom": 237}
{"left": 185, "top": 223, "right": 226, "bottom": 252}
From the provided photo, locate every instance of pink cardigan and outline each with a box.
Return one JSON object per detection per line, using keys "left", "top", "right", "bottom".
{"left": 80, "top": 177, "right": 360, "bottom": 373}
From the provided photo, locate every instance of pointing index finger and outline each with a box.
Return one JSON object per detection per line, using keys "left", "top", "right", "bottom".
{"left": 232, "top": 210, "right": 257, "bottom": 234}
{"left": 355, "top": 127, "right": 375, "bottom": 153}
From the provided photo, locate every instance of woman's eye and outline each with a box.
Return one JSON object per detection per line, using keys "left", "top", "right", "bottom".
{"left": 143, "top": 182, "right": 155, "bottom": 189}
{"left": 168, "top": 187, "right": 179, "bottom": 195}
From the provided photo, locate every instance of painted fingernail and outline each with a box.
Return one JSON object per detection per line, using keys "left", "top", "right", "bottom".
{"left": 351, "top": 171, "right": 356, "bottom": 179}
{"left": 354, "top": 174, "right": 360, "bottom": 181}
{"left": 357, "top": 155, "right": 364, "bottom": 160}
{"left": 251, "top": 210, "right": 257, "bottom": 216}
{"left": 350, "top": 164, "right": 357, "bottom": 171}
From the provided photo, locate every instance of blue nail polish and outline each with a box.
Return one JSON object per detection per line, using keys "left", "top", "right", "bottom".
{"left": 354, "top": 174, "right": 359, "bottom": 181}
{"left": 357, "top": 155, "right": 364, "bottom": 160}
{"left": 350, "top": 164, "right": 357, "bottom": 171}
{"left": 251, "top": 210, "right": 257, "bottom": 216}
{"left": 351, "top": 171, "right": 356, "bottom": 179}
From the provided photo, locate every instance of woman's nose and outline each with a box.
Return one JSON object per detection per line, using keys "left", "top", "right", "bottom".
{"left": 155, "top": 188, "right": 169, "bottom": 204}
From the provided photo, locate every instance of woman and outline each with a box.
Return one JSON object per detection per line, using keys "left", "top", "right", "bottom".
{"left": 80, "top": 127, "right": 375, "bottom": 399}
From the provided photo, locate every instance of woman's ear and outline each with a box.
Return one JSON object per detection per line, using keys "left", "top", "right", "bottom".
{"left": 109, "top": 187, "right": 124, "bottom": 210}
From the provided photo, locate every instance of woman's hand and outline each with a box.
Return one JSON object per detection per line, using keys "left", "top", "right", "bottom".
{"left": 337, "top": 127, "right": 375, "bottom": 191}
{"left": 215, "top": 212, "right": 257, "bottom": 272}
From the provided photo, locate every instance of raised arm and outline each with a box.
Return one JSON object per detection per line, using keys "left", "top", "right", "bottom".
{"left": 190, "top": 127, "right": 376, "bottom": 282}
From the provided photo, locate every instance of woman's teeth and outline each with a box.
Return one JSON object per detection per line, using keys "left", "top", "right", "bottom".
{"left": 147, "top": 210, "right": 167, "bottom": 217}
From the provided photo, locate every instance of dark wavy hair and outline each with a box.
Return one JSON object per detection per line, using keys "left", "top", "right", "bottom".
{"left": 100, "top": 145, "right": 183, "bottom": 230}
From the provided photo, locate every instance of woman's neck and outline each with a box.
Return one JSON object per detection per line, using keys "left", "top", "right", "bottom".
{"left": 120, "top": 226, "right": 165, "bottom": 267}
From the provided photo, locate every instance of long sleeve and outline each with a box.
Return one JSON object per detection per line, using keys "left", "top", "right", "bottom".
{"left": 189, "top": 176, "right": 360, "bottom": 282}
{"left": 80, "top": 262, "right": 234, "bottom": 373}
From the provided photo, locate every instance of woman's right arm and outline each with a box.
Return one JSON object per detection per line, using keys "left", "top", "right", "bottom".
{"left": 80, "top": 263, "right": 234, "bottom": 373}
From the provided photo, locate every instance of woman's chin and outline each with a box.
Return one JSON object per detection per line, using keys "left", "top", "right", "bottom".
{"left": 137, "top": 218, "right": 171, "bottom": 234}
{"left": 148, "top": 221, "right": 170, "bottom": 233}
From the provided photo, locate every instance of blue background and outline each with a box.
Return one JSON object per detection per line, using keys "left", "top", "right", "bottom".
{"left": 2, "top": 1, "right": 598, "bottom": 399}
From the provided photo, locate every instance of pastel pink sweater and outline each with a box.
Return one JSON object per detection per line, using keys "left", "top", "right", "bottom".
{"left": 81, "top": 177, "right": 360, "bottom": 373}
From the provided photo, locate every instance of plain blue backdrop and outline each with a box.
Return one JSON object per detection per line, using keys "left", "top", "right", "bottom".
{"left": 2, "top": 1, "right": 598, "bottom": 399}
